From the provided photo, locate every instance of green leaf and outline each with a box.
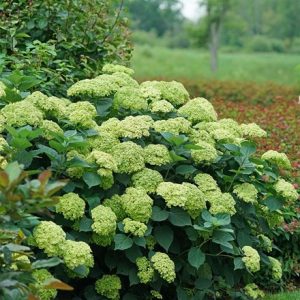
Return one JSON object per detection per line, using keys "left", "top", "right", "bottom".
{"left": 195, "top": 277, "right": 212, "bottom": 289}
{"left": 10, "top": 137, "right": 32, "bottom": 149}
{"left": 188, "top": 247, "right": 205, "bottom": 269}
{"left": 161, "top": 132, "right": 188, "bottom": 146}
{"left": 168, "top": 208, "right": 192, "bottom": 227}
{"left": 5, "top": 162, "right": 23, "bottom": 183}
{"left": 79, "top": 217, "right": 93, "bottom": 232}
{"left": 151, "top": 206, "right": 169, "bottom": 221}
{"left": 234, "top": 257, "right": 244, "bottom": 270}
{"left": 95, "top": 98, "right": 113, "bottom": 117}
{"left": 169, "top": 150, "right": 186, "bottom": 162}
{"left": 154, "top": 225, "right": 174, "bottom": 251}
{"left": 125, "top": 245, "right": 142, "bottom": 263}
{"left": 32, "top": 257, "right": 63, "bottom": 269}
{"left": 215, "top": 214, "right": 231, "bottom": 226}
{"left": 263, "top": 196, "right": 283, "bottom": 211}
{"left": 73, "top": 265, "right": 89, "bottom": 277}
{"left": 201, "top": 210, "right": 213, "bottom": 223}
{"left": 82, "top": 172, "right": 101, "bottom": 188}
{"left": 212, "top": 231, "right": 234, "bottom": 249}
{"left": 114, "top": 234, "right": 133, "bottom": 250}
{"left": 133, "top": 237, "right": 146, "bottom": 248}
{"left": 240, "top": 141, "right": 256, "bottom": 157}
{"left": 176, "top": 165, "right": 197, "bottom": 175}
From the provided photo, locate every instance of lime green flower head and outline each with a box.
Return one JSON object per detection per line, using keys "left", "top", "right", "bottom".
{"left": 56, "top": 192, "right": 86, "bottom": 221}
{"left": 61, "top": 240, "right": 94, "bottom": 273}
{"left": 32, "top": 269, "right": 57, "bottom": 300}
{"left": 92, "top": 233, "right": 114, "bottom": 247}
{"left": 244, "top": 283, "right": 265, "bottom": 300}
{"left": 119, "top": 115, "right": 153, "bottom": 139}
{"left": 136, "top": 257, "right": 154, "bottom": 284}
{"left": 66, "top": 150, "right": 86, "bottom": 178}
{"left": 88, "top": 150, "right": 118, "bottom": 172}
{"left": 0, "top": 114, "right": 6, "bottom": 133}
{"left": 260, "top": 205, "right": 284, "bottom": 228}
{"left": 97, "top": 168, "right": 115, "bottom": 190}
{"left": 240, "top": 123, "right": 267, "bottom": 139}
{"left": 67, "top": 76, "right": 116, "bottom": 98}
{"left": 268, "top": 256, "right": 282, "bottom": 281}
{"left": 0, "top": 82, "right": 6, "bottom": 98}
{"left": 218, "top": 118, "right": 242, "bottom": 136}
{"left": 109, "top": 72, "right": 139, "bottom": 88}
{"left": 274, "top": 178, "right": 298, "bottom": 202}
{"left": 121, "top": 187, "right": 153, "bottom": 222}
{"left": 33, "top": 221, "right": 66, "bottom": 256}
{"left": 140, "top": 80, "right": 189, "bottom": 106}
{"left": 151, "top": 290, "right": 163, "bottom": 299}
{"left": 159, "top": 81, "right": 189, "bottom": 106}
{"left": 208, "top": 191, "right": 236, "bottom": 216}
{"left": 194, "top": 173, "right": 219, "bottom": 193}
{"left": 103, "top": 194, "right": 126, "bottom": 222}
{"left": 182, "top": 182, "right": 206, "bottom": 219}
{"left": 1, "top": 100, "right": 43, "bottom": 127}
{"left": 95, "top": 275, "right": 121, "bottom": 300}
{"left": 114, "top": 86, "right": 148, "bottom": 111}
{"left": 91, "top": 205, "right": 117, "bottom": 236}
{"left": 144, "top": 144, "right": 171, "bottom": 166}
{"left": 257, "top": 234, "right": 272, "bottom": 253}
{"left": 178, "top": 97, "right": 217, "bottom": 124}
{"left": 261, "top": 150, "right": 291, "bottom": 170}
{"left": 67, "top": 101, "right": 97, "bottom": 128}
{"left": 0, "top": 155, "right": 7, "bottom": 169}
{"left": 41, "top": 120, "right": 63, "bottom": 140}
{"left": 151, "top": 252, "right": 176, "bottom": 283}
{"left": 233, "top": 183, "right": 258, "bottom": 204}
{"left": 153, "top": 117, "right": 191, "bottom": 135}
{"left": 188, "top": 129, "right": 215, "bottom": 145}
{"left": 156, "top": 182, "right": 188, "bottom": 208}
{"left": 146, "top": 236, "right": 156, "bottom": 250}
{"left": 132, "top": 168, "right": 163, "bottom": 193}
{"left": 88, "top": 132, "right": 120, "bottom": 153}
{"left": 112, "top": 141, "right": 145, "bottom": 174}
{"left": 68, "top": 101, "right": 97, "bottom": 117}
{"left": 26, "top": 93, "right": 70, "bottom": 119}
{"left": 0, "top": 136, "right": 8, "bottom": 152}
{"left": 97, "top": 118, "right": 122, "bottom": 137}
{"left": 123, "top": 218, "right": 147, "bottom": 237}
{"left": 140, "top": 85, "right": 162, "bottom": 103}
{"left": 68, "top": 110, "right": 97, "bottom": 128}
{"left": 211, "top": 128, "right": 237, "bottom": 144}
{"left": 191, "top": 141, "right": 218, "bottom": 164}
{"left": 242, "top": 246, "right": 260, "bottom": 273}
{"left": 150, "top": 100, "right": 175, "bottom": 113}
{"left": 102, "top": 64, "right": 134, "bottom": 76}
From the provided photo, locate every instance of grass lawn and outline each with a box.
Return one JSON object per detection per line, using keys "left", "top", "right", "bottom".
{"left": 265, "top": 291, "right": 300, "bottom": 300}
{"left": 132, "top": 45, "right": 300, "bottom": 86}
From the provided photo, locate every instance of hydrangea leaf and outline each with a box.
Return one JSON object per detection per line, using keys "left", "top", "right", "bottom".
{"left": 188, "top": 247, "right": 205, "bottom": 269}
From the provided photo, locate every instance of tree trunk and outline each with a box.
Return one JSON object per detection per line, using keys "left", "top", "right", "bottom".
{"left": 209, "top": 22, "right": 219, "bottom": 73}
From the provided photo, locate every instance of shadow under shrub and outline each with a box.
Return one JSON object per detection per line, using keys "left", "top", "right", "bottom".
{"left": 0, "top": 65, "right": 299, "bottom": 299}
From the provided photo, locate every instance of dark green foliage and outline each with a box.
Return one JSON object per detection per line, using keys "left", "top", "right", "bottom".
{"left": 0, "top": 0, "right": 132, "bottom": 96}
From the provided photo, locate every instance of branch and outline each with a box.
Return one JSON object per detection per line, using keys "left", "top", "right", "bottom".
{"left": 101, "top": 0, "right": 124, "bottom": 45}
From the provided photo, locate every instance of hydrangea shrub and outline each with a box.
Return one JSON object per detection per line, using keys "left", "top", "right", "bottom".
{"left": 0, "top": 64, "right": 299, "bottom": 299}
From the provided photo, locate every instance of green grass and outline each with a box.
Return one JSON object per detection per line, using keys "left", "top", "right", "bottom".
{"left": 265, "top": 291, "right": 300, "bottom": 300}
{"left": 132, "top": 45, "right": 300, "bottom": 85}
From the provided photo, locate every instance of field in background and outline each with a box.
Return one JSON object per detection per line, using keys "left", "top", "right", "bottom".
{"left": 132, "top": 45, "right": 300, "bottom": 86}
{"left": 266, "top": 291, "right": 300, "bottom": 300}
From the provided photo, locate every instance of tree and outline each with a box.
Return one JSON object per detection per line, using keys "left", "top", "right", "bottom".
{"left": 201, "top": 0, "right": 231, "bottom": 72}
{"left": 126, "top": 0, "right": 183, "bottom": 36}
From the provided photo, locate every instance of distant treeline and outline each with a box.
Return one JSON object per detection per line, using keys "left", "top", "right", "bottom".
{"left": 126, "top": 0, "right": 300, "bottom": 53}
